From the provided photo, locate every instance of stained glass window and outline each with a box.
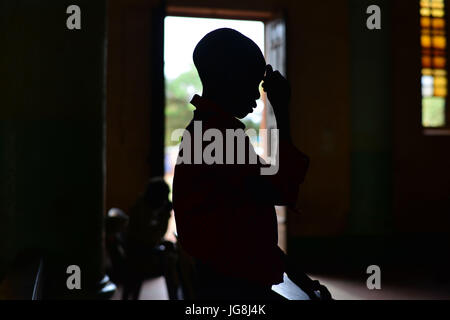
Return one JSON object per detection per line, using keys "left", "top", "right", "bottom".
{"left": 421, "top": 0, "right": 447, "bottom": 127}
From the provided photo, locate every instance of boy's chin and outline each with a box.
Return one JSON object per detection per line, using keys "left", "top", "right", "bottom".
{"left": 235, "top": 110, "right": 251, "bottom": 119}
{"left": 233, "top": 105, "right": 254, "bottom": 119}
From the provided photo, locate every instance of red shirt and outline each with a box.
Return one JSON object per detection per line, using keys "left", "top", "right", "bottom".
{"left": 173, "top": 95, "right": 309, "bottom": 286}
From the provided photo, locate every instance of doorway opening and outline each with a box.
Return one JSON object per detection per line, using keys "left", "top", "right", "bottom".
{"left": 163, "top": 13, "right": 287, "bottom": 251}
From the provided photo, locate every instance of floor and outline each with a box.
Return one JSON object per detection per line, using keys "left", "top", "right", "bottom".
{"left": 111, "top": 277, "right": 169, "bottom": 300}
{"left": 111, "top": 273, "right": 450, "bottom": 300}
{"left": 310, "top": 273, "right": 450, "bottom": 300}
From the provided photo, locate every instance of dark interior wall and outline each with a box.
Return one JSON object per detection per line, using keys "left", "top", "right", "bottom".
{"left": 348, "top": 0, "right": 393, "bottom": 235}
{"left": 106, "top": 0, "right": 161, "bottom": 214}
{"left": 291, "top": 0, "right": 395, "bottom": 272}
{"left": 0, "top": 0, "right": 106, "bottom": 297}
{"left": 286, "top": 0, "right": 351, "bottom": 237}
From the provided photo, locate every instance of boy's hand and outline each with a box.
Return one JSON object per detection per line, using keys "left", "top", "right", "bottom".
{"left": 288, "top": 273, "right": 333, "bottom": 301}
{"left": 262, "top": 64, "right": 291, "bottom": 112}
{"left": 308, "top": 280, "right": 333, "bottom": 300}
{"left": 285, "top": 255, "right": 333, "bottom": 300}
{"left": 262, "top": 64, "right": 292, "bottom": 141}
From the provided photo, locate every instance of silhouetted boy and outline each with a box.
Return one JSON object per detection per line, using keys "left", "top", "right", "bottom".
{"left": 173, "top": 28, "right": 331, "bottom": 300}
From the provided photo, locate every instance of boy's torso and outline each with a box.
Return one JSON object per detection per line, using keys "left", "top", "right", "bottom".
{"left": 173, "top": 104, "right": 285, "bottom": 286}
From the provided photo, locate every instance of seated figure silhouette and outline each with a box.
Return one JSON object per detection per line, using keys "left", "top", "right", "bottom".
{"left": 105, "top": 208, "right": 129, "bottom": 285}
{"left": 173, "top": 28, "right": 331, "bottom": 300}
{"left": 124, "top": 177, "right": 180, "bottom": 300}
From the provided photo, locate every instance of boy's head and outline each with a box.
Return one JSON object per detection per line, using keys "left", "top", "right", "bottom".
{"left": 193, "top": 28, "right": 266, "bottom": 119}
